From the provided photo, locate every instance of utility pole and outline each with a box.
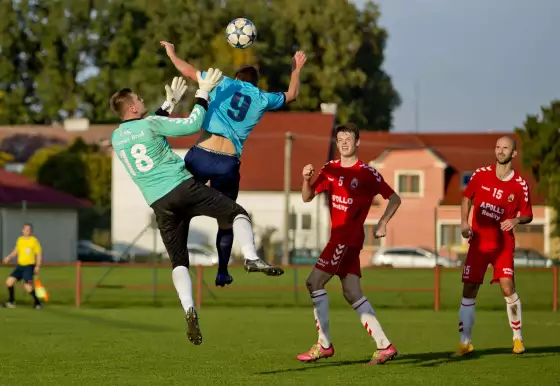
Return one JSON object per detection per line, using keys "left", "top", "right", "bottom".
{"left": 282, "top": 132, "right": 293, "bottom": 266}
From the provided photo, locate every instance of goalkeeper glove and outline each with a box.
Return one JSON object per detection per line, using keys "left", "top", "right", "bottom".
{"left": 160, "top": 76, "right": 188, "bottom": 113}
{"left": 195, "top": 68, "right": 223, "bottom": 100}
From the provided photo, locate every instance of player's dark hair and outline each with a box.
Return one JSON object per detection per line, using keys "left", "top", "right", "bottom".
{"left": 235, "top": 65, "right": 259, "bottom": 86}
{"left": 110, "top": 88, "right": 134, "bottom": 117}
{"left": 335, "top": 123, "right": 360, "bottom": 141}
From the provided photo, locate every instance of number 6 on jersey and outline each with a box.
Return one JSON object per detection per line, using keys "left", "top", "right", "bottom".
{"left": 119, "top": 144, "right": 154, "bottom": 176}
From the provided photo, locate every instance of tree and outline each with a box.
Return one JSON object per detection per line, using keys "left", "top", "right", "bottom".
{"left": 515, "top": 100, "right": 560, "bottom": 235}
{"left": 37, "top": 150, "right": 90, "bottom": 200}
{"left": 21, "top": 144, "right": 66, "bottom": 180}
{"left": 0, "top": 0, "right": 399, "bottom": 129}
{"left": 23, "top": 138, "right": 111, "bottom": 207}
{"left": 1, "top": 134, "right": 67, "bottom": 163}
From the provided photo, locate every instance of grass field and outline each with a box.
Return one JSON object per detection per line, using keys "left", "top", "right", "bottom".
{"left": 0, "top": 265, "right": 559, "bottom": 385}
{"left": 1, "top": 307, "right": 560, "bottom": 385}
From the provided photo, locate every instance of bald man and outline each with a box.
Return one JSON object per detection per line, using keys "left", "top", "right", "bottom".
{"left": 454, "top": 136, "right": 533, "bottom": 357}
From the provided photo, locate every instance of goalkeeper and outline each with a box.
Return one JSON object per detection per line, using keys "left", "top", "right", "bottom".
{"left": 110, "top": 68, "right": 284, "bottom": 346}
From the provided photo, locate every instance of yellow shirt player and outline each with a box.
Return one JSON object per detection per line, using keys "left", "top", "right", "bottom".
{"left": 3, "top": 223, "right": 43, "bottom": 309}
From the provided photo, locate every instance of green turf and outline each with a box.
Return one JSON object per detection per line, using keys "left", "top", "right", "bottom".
{"left": 0, "top": 265, "right": 557, "bottom": 311}
{"left": 1, "top": 306, "right": 559, "bottom": 385}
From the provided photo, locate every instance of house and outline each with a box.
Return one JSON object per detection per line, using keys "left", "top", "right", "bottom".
{"left": 111, "top": 112, "right": 337, "bottom": 256}
{"left": 0, "top": 169, "right": 91, "bottom": 262}
{"left": 364, "top": 133, "right": 549, "bottom": 265}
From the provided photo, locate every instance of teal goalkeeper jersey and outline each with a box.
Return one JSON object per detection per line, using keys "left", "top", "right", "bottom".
{"left": 111, "top": 105, "right": 207, "bottom": 205}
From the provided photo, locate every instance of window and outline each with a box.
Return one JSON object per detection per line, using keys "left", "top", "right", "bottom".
{"left": 440, "top": 224, "right": 462, "bottom": 248}
{"left": 301, "top": 214, "right": 312, "bottom": 230}
{"left": 289, "top": 213, "right": 297, "bottom": 230}
{"left": 396, "top": 172, "right": 422, "bottom": 195}
{"left": 364, "top": 224, "right": 382, "bottom": 247}
{"left": 461, "top": 171, "right": 473, "bottom": 190}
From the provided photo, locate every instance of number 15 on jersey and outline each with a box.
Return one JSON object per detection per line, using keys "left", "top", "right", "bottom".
{"left": 119, "top": 144, "right": 154, "bottom": 176}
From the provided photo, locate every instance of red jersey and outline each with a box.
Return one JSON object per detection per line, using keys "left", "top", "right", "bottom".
{"left": 311, "top": 159, "right": 395, "bottom": 248}
{"left": 463, "top": 165, "right": 533, "bottom": 251}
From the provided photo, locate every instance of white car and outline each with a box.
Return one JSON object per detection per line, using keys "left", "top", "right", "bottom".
{"left": 187, "top": 244, "right": 219, "bottom": 266}
{"left": 371, "top": 246, "right": 461, "bottom": 268}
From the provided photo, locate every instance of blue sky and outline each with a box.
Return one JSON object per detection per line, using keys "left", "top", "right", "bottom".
{"left": 353, "top": 0, "right": 560, "bottom": 133}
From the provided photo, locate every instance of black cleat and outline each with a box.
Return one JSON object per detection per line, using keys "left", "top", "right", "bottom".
{"left": 186, "top": 307, "right": 202, "bottom": 345}
{"left": 215, "top": 272, "right": 234, "bottom": 287}
{"left": 244, "top": 258, "right": 284, "bottom": 276}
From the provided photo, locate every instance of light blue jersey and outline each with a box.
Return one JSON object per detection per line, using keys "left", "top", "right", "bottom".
{"left": 111, "top": 105, "right": 207, "bottom": 205}
{"left": 201, "top": 72, "right": 286, "bottom": 157}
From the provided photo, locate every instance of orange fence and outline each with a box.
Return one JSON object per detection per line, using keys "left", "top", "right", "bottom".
{"left": 2, "top": 262, "right": 557, "bottom": 311}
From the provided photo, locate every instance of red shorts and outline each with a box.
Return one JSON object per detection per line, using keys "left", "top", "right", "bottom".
{"left": 315, "top": 241, "right": 362, "bottom": 278}
{"left": 462, "top": 245, "right": 514, "bottom": 284}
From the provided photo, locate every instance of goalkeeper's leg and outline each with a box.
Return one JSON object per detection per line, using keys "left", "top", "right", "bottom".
{"left": 151, "top": 197, "right": 202, "bottom": 345}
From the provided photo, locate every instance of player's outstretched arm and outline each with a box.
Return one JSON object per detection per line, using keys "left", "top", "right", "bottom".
{"left": 154, "top": 76, "right": 189, "bottom": 117}
{"left": 284, "top": 51, "right": 306, "bottom": 104}
{"left": 150, "top": 69, "right": 223, "bottom": 137}
{"left": 160, "top": 41, "right": 200, "bottom": 82}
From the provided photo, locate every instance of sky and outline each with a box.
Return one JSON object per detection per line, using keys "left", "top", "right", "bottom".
{"left": 353, "top": 0, "right": 560, "bottom": 133}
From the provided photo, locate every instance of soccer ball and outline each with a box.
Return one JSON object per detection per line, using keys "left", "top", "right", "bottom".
{"left": 226, "top": 18, "right": 257, "bottom": 49}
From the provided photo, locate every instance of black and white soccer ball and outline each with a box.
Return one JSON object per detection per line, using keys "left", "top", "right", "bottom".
{"left": 225, "top": 18, "right": 257, "bottom": 49}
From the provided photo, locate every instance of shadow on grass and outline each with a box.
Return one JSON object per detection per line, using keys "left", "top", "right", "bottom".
{"left": 255, "top": 346, "right": 560, "bottom": 374}
{"left": 46, "top": 307, "right": 175, "bottom": 333}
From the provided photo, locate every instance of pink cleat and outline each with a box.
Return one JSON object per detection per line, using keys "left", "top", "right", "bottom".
{"left": 366, "top": 344, "right": 398, "bottom": 365}
{"left": 296, "top": 342, "right": 335, "bottom": 363}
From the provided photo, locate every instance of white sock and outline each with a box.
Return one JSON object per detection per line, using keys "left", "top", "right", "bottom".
{"left": 311, "top": 290, "right": 331, "bottom": 348}
{"left": 505, "top": 293, "right": 522, "bottom": 340}
{"left": 459, "top": 297, "right": 476, "bottom": 344}
{"left": 352, "top": 296, "right": 391, "bottom": 349}
{"left": 233, "top": 214, "right": 258, "bottom": 260}
{"left": 171, "top": 266, "right": 194, "bottom": 313}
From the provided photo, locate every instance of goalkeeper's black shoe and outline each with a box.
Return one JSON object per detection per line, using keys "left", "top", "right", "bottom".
{"left": 243, "top": 258, "right": 284, "bottom": 276}
{"left": 186, "top": 307, "right": 202, "bottom": 345}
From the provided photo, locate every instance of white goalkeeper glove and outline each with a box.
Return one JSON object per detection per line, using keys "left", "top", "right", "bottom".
{"left": 195, "top": 68, "right": 223, "bottom": 100}
{"left": 161, "top": 76, "right": 188, "bottom": 113}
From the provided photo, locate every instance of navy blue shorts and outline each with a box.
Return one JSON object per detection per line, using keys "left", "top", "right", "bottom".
{"left": 184, "top": 145, "right": 241, "bottom": 201}
{"left": 10, "top": 265, "right": 35, "bottom": 283}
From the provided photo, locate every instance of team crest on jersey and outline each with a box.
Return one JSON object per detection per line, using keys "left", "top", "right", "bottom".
{"left": 351, "top": 178, "right": 359, "bottom": 189}
{"left": 508, "top": 194, "right": 515, "bottom": 202}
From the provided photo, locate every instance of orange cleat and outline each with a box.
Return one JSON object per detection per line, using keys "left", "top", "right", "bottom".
{"left": 366, "top": 344, "right": 398, "bottom": 365}
{"left": 296, "top": 342, "right": 335, "bottom": 363}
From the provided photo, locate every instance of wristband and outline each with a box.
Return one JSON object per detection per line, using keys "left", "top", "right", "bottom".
{"left": 160, "top": 101, "right": 172, "bottom": 112}
{"left": 194, "top": 89, "right": 209, "bottom": 101}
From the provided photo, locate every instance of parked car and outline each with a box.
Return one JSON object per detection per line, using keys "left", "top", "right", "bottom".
{"left": 187, "top": 244, "right": 219, "bottom": 266}
{"left": 514, "top": 248, "right": 557, "bottom": 268}
{"left": 77, "top": 240, "right": 124, "bottom": 263}
{"left": 371, "top": 246, "right": 461, "bottom": 268}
